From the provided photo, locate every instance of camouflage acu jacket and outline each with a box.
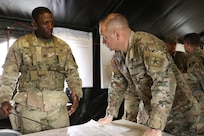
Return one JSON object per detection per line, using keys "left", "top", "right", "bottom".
{"left": 0, "top": 32, "right": 83, "bottom": 106}
{"left": 107, "top": 31, "right": 194, "bottom": 130}
{"left": 184, "top": 47, "right": 204, "bottom": 96}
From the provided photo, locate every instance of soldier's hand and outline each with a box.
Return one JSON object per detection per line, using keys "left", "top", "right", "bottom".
{"left": 142, "top": 128, "right": 162, "bottom": 136}
{"left": 68, "top": 92, "right": 79, "bottom": 116}
{"left": 0, "top": 101, "right": 12, "bottom": 118}
{"left": 98, "top": 115, "right": 113, "bottom": 124}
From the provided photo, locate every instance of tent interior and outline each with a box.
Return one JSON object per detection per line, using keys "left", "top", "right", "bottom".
{"left": 0, "top": 0, "right": 204, "bottom": 130}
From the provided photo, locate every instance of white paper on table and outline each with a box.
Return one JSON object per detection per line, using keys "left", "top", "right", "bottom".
{"left": 68, "top": 119, "right": 130, "bottom": 136}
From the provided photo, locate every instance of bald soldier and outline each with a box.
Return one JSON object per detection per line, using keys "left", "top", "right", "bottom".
{"left": 98, "top": 13, "right": 199, "bottom": 136}
{"left": 113, "top": 36, "right": 189, "bottom": 124}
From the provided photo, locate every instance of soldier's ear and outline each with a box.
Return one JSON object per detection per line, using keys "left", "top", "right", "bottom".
{"left": 31, "top": 20, "right": 37, "bottom": 30}
{"left": 114, "top": 29, "right": 120, "bottom": 40}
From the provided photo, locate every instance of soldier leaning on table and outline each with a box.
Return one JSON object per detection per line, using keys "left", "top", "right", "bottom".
{"left": 98, "top": 13, "right": 199, "bottom": 136}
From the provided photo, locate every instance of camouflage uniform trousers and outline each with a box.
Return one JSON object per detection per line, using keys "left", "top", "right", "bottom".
{"left": 183, "top": 73, "right": 204, "bottom": 134}
{"left": 164, "top": 98, "right": 200, "bottom": 136}
{"left": 196, "top": 94, "right": 204, "bottom": 134}
{"left": 14, "top": 104, "right": 69, "bottom": 134}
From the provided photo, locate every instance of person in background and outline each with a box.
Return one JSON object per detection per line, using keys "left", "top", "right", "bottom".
{"left": 164, "top": 35, "right": 187, "bottom": 73}
{"left": 182, "top": 33, "right": 204, "bottom": 134}
{"left": 0, "top": 7, "right": 83, "bottom": 134}
{"left": 98, "top": 13, "right": 199, "bottom": 136}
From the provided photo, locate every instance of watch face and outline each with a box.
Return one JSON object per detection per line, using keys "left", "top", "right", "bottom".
{"left": 0, "top": 129, "right": 21, "bottom": 136}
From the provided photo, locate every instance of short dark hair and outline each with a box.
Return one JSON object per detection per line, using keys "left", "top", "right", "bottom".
{"left": 32, "top": 7, "right": 52, "bottom": 21}
{"left": 183, "top": 33, "right": 200, "bottom": 47}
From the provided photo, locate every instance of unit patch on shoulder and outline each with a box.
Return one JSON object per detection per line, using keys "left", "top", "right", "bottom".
{"left": 144, "top": 50, "right": 166, "bottom": 72}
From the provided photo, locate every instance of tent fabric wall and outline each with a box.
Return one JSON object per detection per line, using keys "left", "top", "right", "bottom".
{"left": 1, "top": 0, "right": 204, "bottom": 41}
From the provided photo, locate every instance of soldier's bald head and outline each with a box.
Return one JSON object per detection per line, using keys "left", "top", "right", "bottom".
{"left": 100, "top": 13, "right": 129, "bottom": 33}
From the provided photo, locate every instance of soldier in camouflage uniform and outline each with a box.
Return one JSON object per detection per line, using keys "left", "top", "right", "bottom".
{"left": 0, "top": 7, "right": 83, "bottom": 134}
{"left": 182, "top": 33, "right": 204, "bottom": 134}
{"left": 98, "top": 13, "right": 199, "bottom": 136}
{"left": 119, "top": 36, "right": 188, "bottom": 123}
{"left": 165, "top": 35, "right": 188, "bottom": 73}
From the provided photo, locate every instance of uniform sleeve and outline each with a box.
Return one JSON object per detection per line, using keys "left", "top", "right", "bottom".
{"left": 106, "top": 59, "right": 127, "bottom": 117}
{"left": 0, "top": 43, "right": 21, "bottom": 103}
{"left": 64, "top": 46, "right": 83, "bottom": 99}
{"left": 143, "top": 47, "right": 176, "bottom": 130}
{"left": 187, "top": 52, "right": 204, "bottom": 79}
{"left": 185, "top": 50, "right": 204, "bottom": 93}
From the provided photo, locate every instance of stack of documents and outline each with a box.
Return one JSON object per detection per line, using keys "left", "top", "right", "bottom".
{"left": 23, "top": 119, "right": 130, "bottom": 136}
{"left": 68, "top": 119, "right": 130, "bottom": 136}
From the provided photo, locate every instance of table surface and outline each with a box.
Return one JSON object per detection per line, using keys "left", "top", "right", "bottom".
{"left": 22, "top": 119, "right": 174, "bottom": 136}
{"left": 112, "top": 119, "right": 173, "bottom": 136}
